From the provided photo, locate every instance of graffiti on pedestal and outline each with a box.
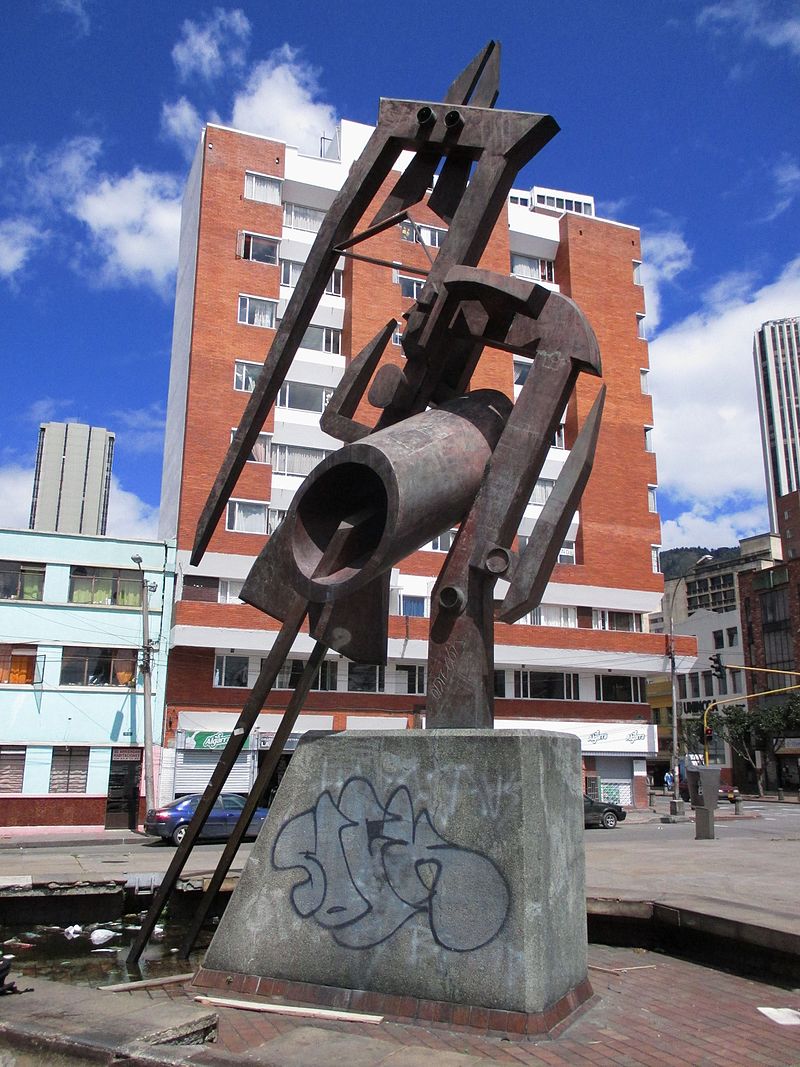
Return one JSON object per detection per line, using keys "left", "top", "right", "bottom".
{"left": 271, "top": 776, "right": 510, "bottom": 951}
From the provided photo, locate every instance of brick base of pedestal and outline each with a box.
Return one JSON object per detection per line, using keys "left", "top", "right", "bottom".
{"left": 191, "top": 967, "right": 595, "bottom": 1039}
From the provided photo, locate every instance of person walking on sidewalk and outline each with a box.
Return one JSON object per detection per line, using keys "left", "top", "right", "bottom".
{"left": 664, "top": 770, "right": 674, "bottom": 794}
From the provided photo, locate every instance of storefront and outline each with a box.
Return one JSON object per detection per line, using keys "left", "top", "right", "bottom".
{"left": 495, "top": 718, "right": 657, "bottom": 807}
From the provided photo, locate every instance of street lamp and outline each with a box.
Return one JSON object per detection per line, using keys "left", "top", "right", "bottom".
{"left": 666, "top": 553, "right": 713, "bottom": 813}
{"left": 131, "top": 554, "right": 157, "bottom": 815}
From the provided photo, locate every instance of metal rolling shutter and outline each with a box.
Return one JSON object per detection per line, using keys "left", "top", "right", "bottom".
{"left": 174, "top": 750, "right": 251, "bottom": 794}
{"left": 0, "top": 746, "right": 25, "bottom": 792}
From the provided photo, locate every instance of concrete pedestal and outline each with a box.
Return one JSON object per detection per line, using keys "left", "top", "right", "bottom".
{"left": 199, "top": 729, "right": 591, "bottom": 1027}
{"left": 695, "top": 807, "right": 716, "bottom": 840}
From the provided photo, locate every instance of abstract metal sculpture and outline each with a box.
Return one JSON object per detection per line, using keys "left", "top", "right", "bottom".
{"left": 129, "top": 40, "right": 605, "bottom": 964}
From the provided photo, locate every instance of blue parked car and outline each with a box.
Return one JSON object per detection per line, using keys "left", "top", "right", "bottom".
{"left": 144, "top": 793, "right": 269, "bottom": 846}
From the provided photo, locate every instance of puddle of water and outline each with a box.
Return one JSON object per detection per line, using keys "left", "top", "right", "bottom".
{"left": 1, "top": 916, "right": 212, "bottom": 987}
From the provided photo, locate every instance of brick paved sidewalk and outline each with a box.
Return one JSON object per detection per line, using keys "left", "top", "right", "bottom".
{"left": 136, "top": 943, "right": 800, "bottom": 1066}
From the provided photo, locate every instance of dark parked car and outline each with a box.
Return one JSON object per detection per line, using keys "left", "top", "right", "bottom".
{"left": 144, "top": 793, "right": 269, "bottom": 846}
{"left": 583, "top": 794, "right": 626, "bottom": 830}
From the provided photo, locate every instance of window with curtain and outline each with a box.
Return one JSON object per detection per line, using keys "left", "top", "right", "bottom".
{"left": 49, "top": 747, "right": 89, "bottom": 793}
{"left": 182, "top": 575, "right": 219, "bottom": 603}
{"left": 277, "top": 381, "right": 333, "bottom": 413}
{"left": 0, "top": 561, "right": 45, "bottom": 601}
{"left": 214, "top": 654, "right": 250, "bottom": 687}
{"left": 399, "top": 219, "right": 447, "bottom": 247}
{"left": 60, "top": 647, "right": 137, "bottom": 687}
{"left": 243, "top": 171, "right": 281, "bottom": 205}
{"left": 69, "top": 567, "right": 141, "bottom": 607}
{"left": 239, "top": 232, "right": 279, "bottom": 264}
{"left": 270, "top": 442, "right": 330, "bottom": 476}
{"left": 234, "top": 360, "right": 262, "bottom": 392}
{"left": 238, "top": 295, "right": 277, "bottom": 328}
{"left": 283, "top": 202, "right": 326, "bottom": 232}
{"left": 226, "top": 500, "right": 269, "bottom": 534}
{"left": 400, "top": 595, "right": 426, "bottom": 618}
{"left": 0, "top": 646, "right": 38, "bottom": 684}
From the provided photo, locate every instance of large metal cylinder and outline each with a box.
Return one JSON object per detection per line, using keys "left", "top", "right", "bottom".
{"left": 288, "top": 389, "right": 511, "bottom": 602}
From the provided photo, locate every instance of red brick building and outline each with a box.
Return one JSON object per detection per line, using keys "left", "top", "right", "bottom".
{"left": 158, "top": 119, "right": 694, "bottom": 808}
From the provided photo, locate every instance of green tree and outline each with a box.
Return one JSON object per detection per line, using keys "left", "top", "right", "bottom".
{"left": 708, "top": 698, "right": 800, "bottom": 795}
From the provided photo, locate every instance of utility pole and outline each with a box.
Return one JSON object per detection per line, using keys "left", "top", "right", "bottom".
{"left": 132, "top": 554, "right": 156, "bottom": 815}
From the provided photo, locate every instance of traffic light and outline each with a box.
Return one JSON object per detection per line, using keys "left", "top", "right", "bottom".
{"left": 704, "top": 725, "right": 713, "bottom": 739}
{"left": 709, "top": 653, "right": 724, "bottom": 680}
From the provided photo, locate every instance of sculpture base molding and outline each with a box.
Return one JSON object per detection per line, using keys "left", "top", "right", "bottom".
{"left": 201, "top": 729, "right": 590, "bottom": 1021}
{"left": 190, "top": 967, "right": 595, "bottom": 1037}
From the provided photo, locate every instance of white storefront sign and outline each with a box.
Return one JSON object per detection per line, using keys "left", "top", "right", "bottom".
{"left": 494, "top": 719, "right": 656, "bottom": 756}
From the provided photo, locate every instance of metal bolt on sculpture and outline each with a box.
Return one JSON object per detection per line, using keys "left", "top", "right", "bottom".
{"left": 128, "top": 40, "right": 605, "bottom": 965}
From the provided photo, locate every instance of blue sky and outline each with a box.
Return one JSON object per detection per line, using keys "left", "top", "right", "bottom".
{"left": 1, "top": 1, "right": 799, "bottom": 548}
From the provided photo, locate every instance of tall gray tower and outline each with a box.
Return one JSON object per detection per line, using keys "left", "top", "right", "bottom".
{"left": 754, "top": 317, "right": 800, "bottom": 532}
{"left": 29, "top": 422, "right": 115, "bottom": 535}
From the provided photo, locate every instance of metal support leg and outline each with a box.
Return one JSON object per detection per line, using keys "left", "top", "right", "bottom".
{"left": 178, "top": 641, "right": 328, "bottom": 958}
{"left": 126, "top": 598, "right": 307, "bottom": 965}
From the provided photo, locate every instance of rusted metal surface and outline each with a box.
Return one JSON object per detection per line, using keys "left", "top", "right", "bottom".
{"left": 147, "top": 41, "right": 608, "bottom": 961}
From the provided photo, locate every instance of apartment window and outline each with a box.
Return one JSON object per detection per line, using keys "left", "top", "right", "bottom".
{"left": 214, "top": 654, "right": 249, "bottom": 688}
{"left": 510, "top": 253, "right": 555, "bottom": 283}
{"left": 594, "top": 675, "right": 645, "bottom": 703}
{"left": 494, "top": 670, "right": 506, "bottom": 697}
{"left": 219, "top": 579, "right": 244, "bottom": 604}
{"left": 592, "top": 610, "right": 643, "bottom": 632}
{"left": 182, "top": 575, "right": 219, "bottom": 603}
{"left": 283, "top": 201, "right": 326, "bottom": 233}
{"left": 400, "top": 219, "right": 447, "bottom": 247}
{"left": 299, "top": 324, "right": 341, "bottom": 355}
{"left": 0, "top": 561, "right": 45, "bottom": 601}
{"left": 226, "top": 500, "right": 268, "bottom": 534}
{"left": 690, "top": 673, "right": 700, "bottom": 698}
{"left": 391, "top": 325, "right": 403, "bottom": 346}
{"left": 267, "top": 508, "right": 286, "bottom": 534}
{"left": 401, "top": 595, "right": 426, "bottom": 618}
{"left": 513, "top": 358, "right": 532, "bottom": 386}
{"left": 640, "top": 368, "right": 650, "bottom": 394}
{"left": 274, "top": 658, "right": 338, "bottom": 691}
{"left": 531, "top": 478, "right": 556, "bottom": 505}
{"left": 429, "top": 528, "right": 457, "bottom": 552}
{"left": 238, "top": 232, "right": 279, "bottom": 264}
{"left": 637, "top": 314, "right": 647, "bottom": 340}
{"left": 726, "top": 627, "right": 739, "bottom": 647}
{"left": 528, "top": 604, "right": 577, "bottom": 627}
{"left": 234, "top": 360, "right": 262, "bottom": 392}
{"left": 702, "top": 670, "right": 714, "bottom": 697}
{"left": 552, "top": 424, "right": 566, "bottom": 449}
{"left": 231, "top": 428, "right": 271, "bottom": 464}
{"left": 60, "top": 647, "right": 137, "bottom": 687}
{"left": 277, "top": 380, "right": 333, "bottom": 413}
{"left": 713, "top": 630, "right": 724, "bottom": 650}
{"left": 509, "top": 194, "right": 529, "bottom": 207}
{"left": 347, "top": 663, "right": 385, "bottom": 692}
{"left": 69, "top": 567, "right": 141, "bottom": 607}
{"left": 730, "top": 669, "right": 742, "bottom": 694}
{"left": 0, "top": 646, "right": 39, "bottom": 685}
{"left": 678, "top": 675, "right": 687, "bottom": 700}
{"left": 271, "top": 442, "right": 330, "bottom": 477}
{"left": 644, "top": 426, "right": 654, "bottom": 452}
{"left": 633, "top": 260, "right": 643, "bottom": 285}
{"left": 238, "top": 295, "right": 277, "bottom": 329}
{"left": 244, "top": 171, "right": 281, "bottom": 205}
{"left": 648, "top": 486, "right": 658, "bottom": 513}
{"left": 0, "top": 746, "right": 25, "bottom": 792}
{"left": 651, "top": 546, "right": 661, "bottom": 574}
{"left": 514, "top": 670, "right": 579, "bottom": 700}
{"left": 49, "top": 746, "right": 89, "bottom": 793}
{"left": 717, "top": 670, "right": 728, "bottom": 696}
{"left": 399, "top": 275, "right": 425, "bottom": 300}
{"left": 396, "top": 664, "right": 425, "bottom": 694}
{"left": 558, "top": 540, "right": 576, "bottom": 565}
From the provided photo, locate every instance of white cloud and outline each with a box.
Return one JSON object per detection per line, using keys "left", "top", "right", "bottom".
{"left": 50, "top": 0, "right": 90, "bottom": 36}
{"left": 0, "top": 464, "right": 33, "bottom": 531}
{"left": 762, "top": 155, "right": 800, "bottom": 221}
{"left": 172, "top": 8, "right": 251, "bottom": 81}
{"left": 0, "top": 218, "right": 41, "bottom": 279}
{"left": 650, "top": 255, "right": 800, "bottom": 515}
{"left": 698, "top": 0, "right": 800, "bottom": 58}
{"left": 661, "top": 501, "right": 769, "bottom": 549}
{"left": 640, "top": 229, "right": 693, "bottom": 332}
{"left": 229, "top": 45, "right": 338, "bottom": 155}
{"left": 72, "top": 169, "right": 182, "bottom": 293}
{"left": 105, "top": 476, "right": 160, "bottom": 540}
{"left": 23, "top": 397, "right": 77, "bottom": 424}
{"left": 161, "top": 97, "right": 204, "bottom": 159}
{"left": 111, "top": 404, "right": 165, "bottom": 455}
